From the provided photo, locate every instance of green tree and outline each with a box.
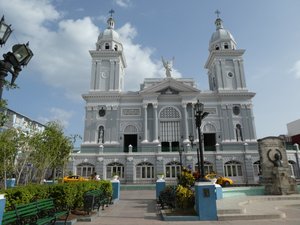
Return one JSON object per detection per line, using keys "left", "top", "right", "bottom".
{"left": 30, "top": 121, "right": 73, "bottom": 183}
{"left": 0, "top": 128, "right": 18, "bottom": 189}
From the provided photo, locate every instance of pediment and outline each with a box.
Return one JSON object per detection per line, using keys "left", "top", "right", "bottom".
{"left": 140, "top": 78, "right": 200, "bottom": 95}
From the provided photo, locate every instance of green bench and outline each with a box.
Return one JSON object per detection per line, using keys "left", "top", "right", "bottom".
{"left": 2, "top": 198, "right": 69, "bottom": 225}
{"left": 83, "top": 189, "right": 112, "bottom": 215}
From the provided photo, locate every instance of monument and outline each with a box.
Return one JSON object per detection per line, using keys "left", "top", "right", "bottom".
{"left": 258, "top": 137, "right": 298, "bottom": 195}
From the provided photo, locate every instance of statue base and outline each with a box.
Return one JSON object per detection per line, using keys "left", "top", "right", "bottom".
{"left": 265, "top": 167, "right": 298, "bottom": 195}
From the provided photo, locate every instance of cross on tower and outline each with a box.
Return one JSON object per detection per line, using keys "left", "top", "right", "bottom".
{"left": 109, "top": 9, "right": 115, "bottom": 17}
{"left": 215, "top": 10, "right": 221, "bottom": 18}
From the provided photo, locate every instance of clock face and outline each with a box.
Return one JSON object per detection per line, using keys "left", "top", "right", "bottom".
{"left": 101, "top": 71, "right": 108, "bottom": 79}
{"left": 99, "top": 109, "right": 106, "bottom": 117}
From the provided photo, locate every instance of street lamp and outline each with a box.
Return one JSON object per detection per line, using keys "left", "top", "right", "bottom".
{"left": 193, "top": 100, "right": 209, "bottom": 181}
{"left": 0, "top": 16, "right": 13, "bottom": 46}
{"left": 0, "top": 16, "right": 33, "bottom": 100}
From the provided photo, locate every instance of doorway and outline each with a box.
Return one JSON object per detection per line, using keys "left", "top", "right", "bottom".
{"left": 124, "top": 134, "right": 137, "bottom": 152}
{"left": 204, "top": 133, "right": 216, "bottom": 151}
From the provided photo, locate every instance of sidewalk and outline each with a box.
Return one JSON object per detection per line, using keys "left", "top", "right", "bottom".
{"left": 75, "top": 190, "right": 300, "bottom": 225}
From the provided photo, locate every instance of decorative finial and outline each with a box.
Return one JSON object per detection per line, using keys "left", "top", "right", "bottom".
{"left": 215, "top": 10, "right": 221, "bottom": 18}
{"left": 109, "top": 9, "right": 115, "bottom": 17}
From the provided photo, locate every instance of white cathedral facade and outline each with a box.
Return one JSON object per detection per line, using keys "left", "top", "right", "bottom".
{"left": 68, "top": 14, "right": 262, "bottom": 184}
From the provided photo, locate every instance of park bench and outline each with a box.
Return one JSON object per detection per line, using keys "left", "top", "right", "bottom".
{"left": 2, "top": 198, "right": 69, "bottom": 225}
{"left": 83, "top": 189, "right": 111, "bottom": 215}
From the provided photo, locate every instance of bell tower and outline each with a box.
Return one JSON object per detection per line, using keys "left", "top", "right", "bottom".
{"left": 89, "top": 10, "right": 126, "bottom": 92}
{"left": 205, "top": 13, "right": 247, "bottom": 92}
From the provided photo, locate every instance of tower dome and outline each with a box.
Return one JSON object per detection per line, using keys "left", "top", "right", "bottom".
{"left": 209, "top": 16, "right": 237, "bottom": 51}
{"left": 96, "top": 10, "right": 122, "bottom": 51}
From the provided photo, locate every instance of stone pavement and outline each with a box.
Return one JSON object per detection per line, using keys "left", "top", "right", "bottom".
{"left": 76, "top": 190, "right": 300, "bottom": 225}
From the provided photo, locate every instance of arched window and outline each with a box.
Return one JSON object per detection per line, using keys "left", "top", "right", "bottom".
{"left": 98, "top": 126, "right": 104, "bottom": 144}
{"left": 195, "top": 161, "right": 214, "bottom": 175}
{"left": 136, "top": 162, "right": 154, "bottom": 179}
{"left": 159, "top": 107, "right": 181, "bottom": 151}
{"left": 77, "top": 162, "right": 95, "bottom": 178}
{"left": 107, "top": 162, "right": 124, "bottom": 179}
{"left": 105, "top": 43, "right": 109, "bottom": 50}
{"left": 165, "top": 161, "right": 181, "bottom": 178}
{"left": 224, "top": 161, "right": 242, "bottom": 177}
{"left": 114, "top": 45, "right": 118, "bottom": 51}
{"left": 235, "top": 124, "right": 243, "bottom": 141}
{"left": 215, "top": 45, "right": 220, "bottom": 50}
{"left": 253, "top": 160, "right": 261, "bottom": 176}
{"left": 288, "top": 160, "right": 298, "bottom": 177}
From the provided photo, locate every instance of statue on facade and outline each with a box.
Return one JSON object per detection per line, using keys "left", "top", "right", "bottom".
{"left": 162, "top": 56, "right": 174, "bottom": 78}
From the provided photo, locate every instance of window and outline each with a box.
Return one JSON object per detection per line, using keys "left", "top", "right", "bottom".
{"left": 215, "top": 45, "right": 220, "bottom": 50}
{"left": 159, "top": 106, "right": 181, "bottom": 145}
{"left": 253, "top": 161, "right": 261, "bottom": 176}
{"left": 105, "top": 43, "right": 109, "bottom": 50}
{"left": 107, "top": 162, "right": 124, "bottom": 179}
{"left": 114, "top": 45, "right": 118, "bottom": 51}
{"left": 77, "top": 163, "right": 95, "bottom": 178}
{"left": 224, "top": 161, "right": 242, "bottom": 177}
{"left": 165, "top": 161, "right": 181, "bottom": 178}
{"left": 288, "top": 160, "right": 298, "bottom": 177}
{"left": 136, "top": 162, "right": 154, "bottom": 179}
{"left": 233, "top": 105, "right": 240, "bottom": 115}
{"left": 195, "top": 161, "right": 214, "bottom": 175}
{"left": 224, "top": 43, "right": 229, "bottom": 49}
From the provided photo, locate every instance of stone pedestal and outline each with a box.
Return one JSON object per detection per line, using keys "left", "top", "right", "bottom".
{"left": 111, "top": 180, "right": 120, "bottom": 202}
{"left": 0, "top": 194, "right": 5, "bottom": 223}
{"left": 258, "top": 137, "right": 299, "bottom": 195}
{"left": 195, "top": 182, "right": 217, "bottom": 221}
{"left": 6, "top": 178, "right": 16, "bottom": 188}
{"left": 265, "top": 167, "right": 298, "bottom": 195}
{"left": 156, "top": 178, "right": 166, "bottom": 199}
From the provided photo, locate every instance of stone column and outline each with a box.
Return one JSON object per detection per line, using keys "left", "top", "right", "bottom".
{"left": 142, "top": 103, "right": 148, "bottom": 142}
{"left": 182, "top": 103, "right": 189, "bottom": 143}
{"left": 153, "top": 103, "right": 159, "bottom": 143}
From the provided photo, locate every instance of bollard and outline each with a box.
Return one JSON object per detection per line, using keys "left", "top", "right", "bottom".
{"left": 156, "top": 177, "right": 166, "bottom": 199}
{"left": 6, "top": 178, "right": 16, "bottom": 188}
{"left": 111, "top": 179, "right": 120, "bottom": 202}
{"left": 0, "top": 194, "right": 5, "bottom": 223}
{"left": 195, "top": 182, "right": 217, "bottom": 221}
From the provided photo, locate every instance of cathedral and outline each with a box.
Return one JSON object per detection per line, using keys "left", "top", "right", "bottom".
{"left": 68, "top": 13, "right": 262, "bottom": 184}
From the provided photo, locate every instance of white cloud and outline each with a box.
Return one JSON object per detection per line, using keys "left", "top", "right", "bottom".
{"left": 290, "top": 60, "right": 300, "bottom": 79}
{"left": 114, "top": 0, "right": 132, "bottom": 8}
{"left": 118, "top": 23, "right": 182, "bottom": 91}
{"left": 38, "top": 107, "right": 73, "bottom": 128}
{"left": 1, "top": 0, "right": 181, "bottom": 100}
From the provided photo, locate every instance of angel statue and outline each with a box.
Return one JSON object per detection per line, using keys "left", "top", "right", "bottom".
{"left": 162, "top": 56, "right": 174, "bottom": 78}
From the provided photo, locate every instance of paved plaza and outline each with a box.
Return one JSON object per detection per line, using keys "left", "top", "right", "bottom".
{"left": 76, "top": 189, "right": 300, "bottom": 225}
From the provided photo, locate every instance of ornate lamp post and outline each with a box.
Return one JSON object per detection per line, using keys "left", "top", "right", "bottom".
{"left": 0, "top": 16, "right": 13, "bottom": 46}
{"left": 0, "top": 16, "right": 33, "bottom": 100}
{"left": 193, "top": 100, "right": 209, "bottom": 181}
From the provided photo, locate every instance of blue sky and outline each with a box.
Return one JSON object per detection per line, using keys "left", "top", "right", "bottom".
{"left": 1, "top": 0, "right": 300, "bottom": 146}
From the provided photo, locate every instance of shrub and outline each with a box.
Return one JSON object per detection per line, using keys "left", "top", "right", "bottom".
{"left": 178, "top": 167, "right": 195, "bottom": 188}
{"left": 175, "top": 184, "right": 195, "bottom": 209}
